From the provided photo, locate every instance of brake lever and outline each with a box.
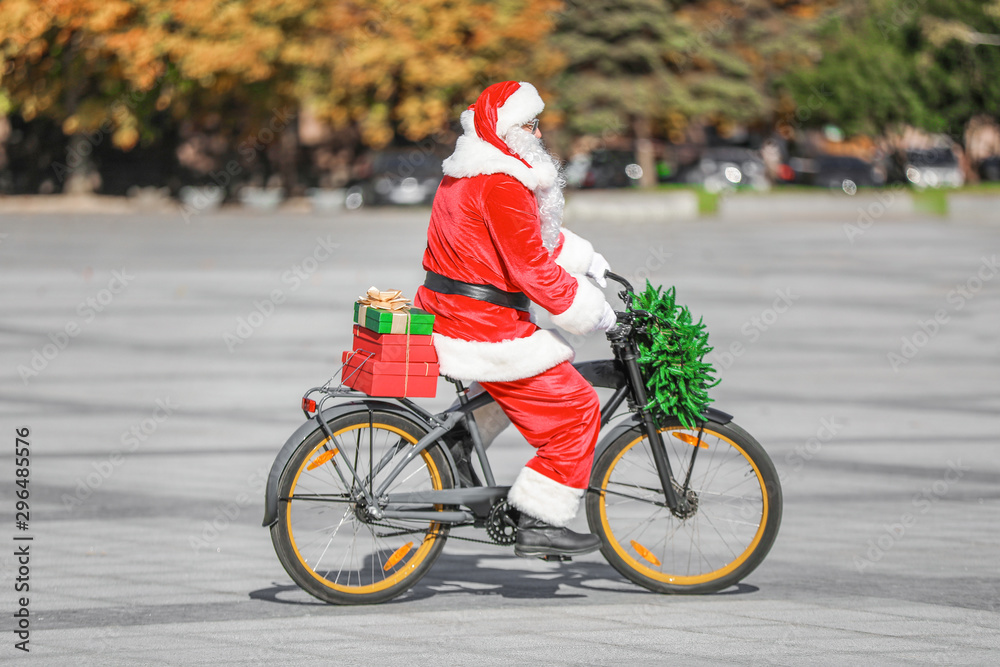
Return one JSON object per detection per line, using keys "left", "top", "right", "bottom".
{"left": 605, "top": 312, "right": 633, "bottom": 341}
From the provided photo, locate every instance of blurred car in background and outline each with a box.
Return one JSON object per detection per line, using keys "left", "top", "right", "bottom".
{"left": 789, "top": 154, "right": 886, "bottom": 191}
{"left": 345, "top": 149, "right": 443, "bottom": 208}
{"left": 978, "top": 156, "right": 1000, "bottom": 182}
{"left": 894, "top": 148, "right": 964, "bottom": 189}
{"left": 683, "top": 147, "right": 769, "bottom": 192}
{"left": 565, "top": 149, "right": 643, "bottom": 189}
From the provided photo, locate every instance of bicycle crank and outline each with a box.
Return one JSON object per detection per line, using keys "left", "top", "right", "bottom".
{"left": 485, "top": 499, "right": 520, "bottom": 545}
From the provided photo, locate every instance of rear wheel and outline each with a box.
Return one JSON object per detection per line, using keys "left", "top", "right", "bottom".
{"left": 586, "top": 419, "right": 781, "bottom": 594}
{"left": 270, "top": 411, "right": 453, "bottom": 604}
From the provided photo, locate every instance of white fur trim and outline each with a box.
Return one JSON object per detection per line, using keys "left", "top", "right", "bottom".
{"left": 442, "top": 110, "right": 557, "bottom": 191}
{"left": 432, "top": 329, "right": 574, "bottom": 382}
{"left": 554, "top": 229, "right": 594, "bottom": 275}
{"left": 507, "top": 466, "right": 583, "bottom": 526}
{"left": 549, "top": 276, "right": 607, "bottom": 336}
{"left": 495, "top": 82, "right": 544, "bottom": 138}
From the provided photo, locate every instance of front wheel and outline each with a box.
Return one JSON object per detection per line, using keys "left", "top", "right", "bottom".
{"left": 270, "top": 410, "right": 453, "bottom": 605}
{"left": 586, "top": 418, "right": 782, "bottom": 594}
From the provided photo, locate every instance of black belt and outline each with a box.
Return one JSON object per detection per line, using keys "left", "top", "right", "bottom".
{"left": 423, "top": 271, "right": 531, "bottom": 312}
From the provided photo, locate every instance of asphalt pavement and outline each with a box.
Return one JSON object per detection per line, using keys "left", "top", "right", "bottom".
{"left": 1, "top": 194, "right": 998, "bottom": 665}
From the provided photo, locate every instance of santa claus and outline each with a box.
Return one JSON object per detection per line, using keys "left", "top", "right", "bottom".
{"left": 414, "top": 81, "right": 615, "bottom": 557}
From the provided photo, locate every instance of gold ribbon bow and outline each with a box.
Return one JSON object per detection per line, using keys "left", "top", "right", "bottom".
{"left": 357, "top": 286, "right": 411, "bottom": 311}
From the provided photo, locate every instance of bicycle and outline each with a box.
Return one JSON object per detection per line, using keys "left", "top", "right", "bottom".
{"left": 262, "top": 271, "right": 783, "bottom": 605}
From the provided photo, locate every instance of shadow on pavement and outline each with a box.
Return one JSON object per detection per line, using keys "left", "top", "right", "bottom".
{"left": 249, "top": 553, "right": 760, "bottom": 606}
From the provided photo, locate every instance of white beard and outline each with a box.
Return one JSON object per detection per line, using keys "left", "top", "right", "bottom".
{"left": 504, "top": 128, "right": 566, "bottom": 253}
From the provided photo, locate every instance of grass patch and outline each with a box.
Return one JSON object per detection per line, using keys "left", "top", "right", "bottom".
{"left": 911, "top": 189, "right": 949, "bottom": 216}
{"left": 654, "top": 184, "right": 720, "bottom": 214}
{"left": 958, "top": 182, "right": 1000, "bottom": 194}
{"left": 694, "top": 188, "right": 719, "bottom": 214}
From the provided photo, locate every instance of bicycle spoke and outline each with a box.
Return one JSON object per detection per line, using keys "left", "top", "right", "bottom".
{"left": 309, "top": 507, "right": 351, "bottom": 576}
{"left": 609, "top": 502, "right": 665, "bottom": 543}
{"left": 391, "top": 460, "right": 431, "bottom": 491}
{"left": 598, "top": 484, "right": 667, "bottom": 508}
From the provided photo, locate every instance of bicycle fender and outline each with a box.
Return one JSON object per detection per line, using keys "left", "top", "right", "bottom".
{"left": 262, "top": 400, "right": 440, "bottom": 528}
{"left": 593, "top": 407, "right": 735, "bottom": 460}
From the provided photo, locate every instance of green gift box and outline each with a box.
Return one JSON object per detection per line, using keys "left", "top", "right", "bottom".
{"left": 353, "top": 302, "right": 435, "bottom": 335}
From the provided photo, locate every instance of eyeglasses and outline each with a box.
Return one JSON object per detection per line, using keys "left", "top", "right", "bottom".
{"left": 522, "top": 118, "right": 539, "bottom": 133}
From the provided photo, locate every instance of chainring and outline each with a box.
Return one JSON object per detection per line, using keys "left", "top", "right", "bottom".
{"left": 485, "top": 499, "right": 520, "bottom": 546}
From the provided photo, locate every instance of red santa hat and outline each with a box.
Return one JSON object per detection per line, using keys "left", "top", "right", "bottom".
{"left": 471, "top": 81, "right": 544, "bottom": 166}
{"left": 442, "top": 81, "right": 557, "bottom": 191}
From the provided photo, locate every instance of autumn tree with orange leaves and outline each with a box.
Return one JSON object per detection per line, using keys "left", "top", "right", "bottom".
{"left": 301, "top": 0, "right": 564, "bottom": 147}
{"left": 0, "top": 0, "right": 564, "bottom": 192}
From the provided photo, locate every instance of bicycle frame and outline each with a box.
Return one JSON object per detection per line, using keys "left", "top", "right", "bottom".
{"left": 262, "top": 272, "right": 731, "bottom": 528}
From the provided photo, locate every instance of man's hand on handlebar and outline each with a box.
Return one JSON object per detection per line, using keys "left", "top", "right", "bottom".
{"left": 587, "top": 253, "right": 611, "bottom": 288}
{"left": 596, "top": 301, "right": 617, "bottom": 331}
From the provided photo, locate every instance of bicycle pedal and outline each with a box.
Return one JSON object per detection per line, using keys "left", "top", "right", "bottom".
{"left": 538, "top": 554, "right": 572, "bottom": 562}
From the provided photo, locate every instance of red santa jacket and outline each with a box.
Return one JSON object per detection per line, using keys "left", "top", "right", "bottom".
{"left": 414, "top": 109, "right": 606, "bottom": 382}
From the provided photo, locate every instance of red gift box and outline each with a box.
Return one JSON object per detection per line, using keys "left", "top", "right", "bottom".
{"left": 353, "top": 325, "right": 434, "bottom": 346}
{"left": 351, "top": 326, "right": 438, "bottom": 363}
{"left": 341, "top": 350, "right": 439, "bottom": 398}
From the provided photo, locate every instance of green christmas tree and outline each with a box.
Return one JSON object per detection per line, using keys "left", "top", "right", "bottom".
{"left": 633, "top": 282, "right": 719, "bottom": 429}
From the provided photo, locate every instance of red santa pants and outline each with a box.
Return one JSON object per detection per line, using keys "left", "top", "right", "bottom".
{"left": 479, "top": 361, "right": 601, "bottom": 490}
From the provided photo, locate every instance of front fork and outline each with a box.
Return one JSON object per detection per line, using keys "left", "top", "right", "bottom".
{"left": 615, "top": 336, "right": 692, "bottom": 515}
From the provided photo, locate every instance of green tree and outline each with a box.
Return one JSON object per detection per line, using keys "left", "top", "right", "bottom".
{"left": 552, "top": 0, "right": 693, "bottom": 186}
{"left": 778, "top": 0, "right": 1000, "bottom": 140}
{"left": 553, "top": 0, "right": 829, "bottom": 186}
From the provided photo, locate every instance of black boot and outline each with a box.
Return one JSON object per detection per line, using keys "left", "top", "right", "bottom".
{"left": 514, "top": 513, "right": 602, "bottom": 558}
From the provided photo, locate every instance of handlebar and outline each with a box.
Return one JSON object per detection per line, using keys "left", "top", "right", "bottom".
{"left": 601, "top": 270, "right": 637, "bottom": 340}
{"left": 603, "top": 270, "right": 634, "bottom": 294}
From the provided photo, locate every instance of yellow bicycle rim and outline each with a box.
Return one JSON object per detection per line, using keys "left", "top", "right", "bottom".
{"left": 285, "top": 423, "right": 443, "bottom": 595}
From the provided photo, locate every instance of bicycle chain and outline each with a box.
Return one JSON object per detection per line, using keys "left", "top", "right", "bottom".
{"left": 367, "top": 498, "right": 520, "bottom": 547}
{"left": 369, "top": 521, "right": 508, "bottom": 546}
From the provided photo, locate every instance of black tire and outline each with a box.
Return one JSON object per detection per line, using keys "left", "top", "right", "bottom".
{"left": 586, "top": 418, "right": 782, "bottom": 594}
{"left": 270, "top": 410, "right": 453, "bottom": 604}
